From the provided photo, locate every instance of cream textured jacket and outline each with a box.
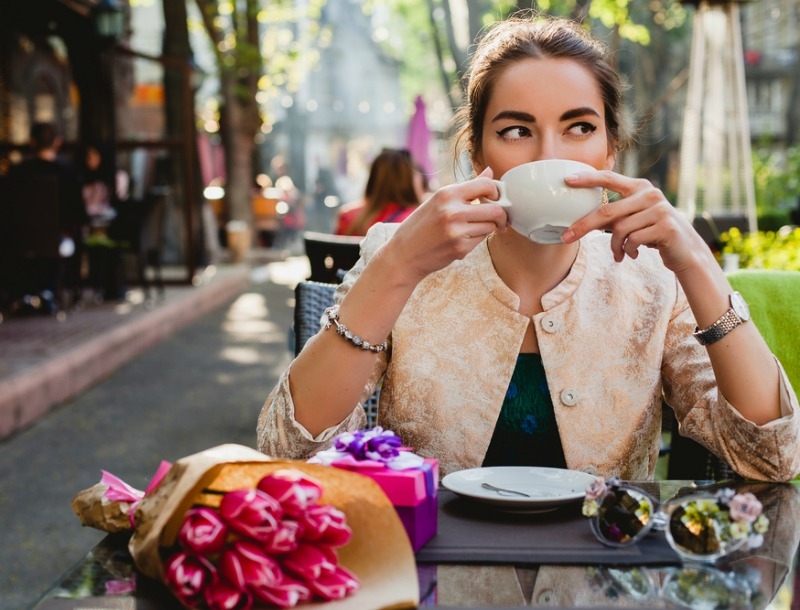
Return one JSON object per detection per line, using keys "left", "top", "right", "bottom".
{"left": 257, "top": 224, "right": 800, "bottom": 481}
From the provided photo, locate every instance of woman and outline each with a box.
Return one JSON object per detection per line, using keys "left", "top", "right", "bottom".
{"left": 80, "top": 143, "right": 129, "bottom": 219}
{"left": 335, "top": 148, "right": 420, "bottom": 236}
{"left": 258, "top": 14, "right": 799, "bottom": 481}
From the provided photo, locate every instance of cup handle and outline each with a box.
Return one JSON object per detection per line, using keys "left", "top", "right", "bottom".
{"left": 491, "top": 180, "right": 512, "bottom": 208}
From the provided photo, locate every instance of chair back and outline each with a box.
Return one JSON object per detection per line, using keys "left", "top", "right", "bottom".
{"left": 728, "top": 269, "right": 800, "bottom": 391}
{"left": 0, "top": 174, "right": 60, "bottom": 259}
{"left": 303, "top": 231, "right": 361, "bottom": 284}
{"left": 293, "top": 280, "right": 379, "bottom": 428}
{"left": 293, "top": 281, "right": 337, "bottom": 355}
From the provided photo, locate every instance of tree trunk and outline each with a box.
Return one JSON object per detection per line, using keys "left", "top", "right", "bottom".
{"left": 162, "top": 0, "right": 192, "bottom": 265}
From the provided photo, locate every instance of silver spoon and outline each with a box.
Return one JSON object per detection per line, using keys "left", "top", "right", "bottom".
{"left": 481, "top": 482, "right": 531, "bottom": 497}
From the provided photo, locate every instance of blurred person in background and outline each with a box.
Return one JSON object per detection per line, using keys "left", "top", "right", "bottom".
{"left": 6, "top": 122, "right": 87, "bottom": 310}
{"left": 79, "top": 142, "right": 129, "bottom": 220}
{"left": 335, "top": 148, "right": 421, "bottom": 236}
{"left": 79, "top": 142, "right": 131, "bottom": 301}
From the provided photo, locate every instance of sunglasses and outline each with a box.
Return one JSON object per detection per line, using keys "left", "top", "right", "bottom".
{"left": 582, "top": 477, "right": 769, "bottom": 563}
{"left": 587, "top": 563, "right": 762, "bottom": 609}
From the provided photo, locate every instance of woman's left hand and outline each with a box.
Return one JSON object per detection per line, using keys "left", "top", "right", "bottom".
{"left": 560, "top": 170, "right": 706, "bottom": 274}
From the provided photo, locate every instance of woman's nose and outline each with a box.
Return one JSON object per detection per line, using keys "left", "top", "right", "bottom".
{"left": 535, "top": 135, "right": 559, "bottom": 161}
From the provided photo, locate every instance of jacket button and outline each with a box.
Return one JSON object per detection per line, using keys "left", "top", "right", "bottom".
{"left": 536, "top": 589, "right": 556, "bottom": 604}
{"left": 560, "top": 388, "right": 579, "bottom": 406}
{"left": 540, "top": 315, "right": 561, "bottom": 333}
{"left": 582, "top": 466, "right": 599, "bottom": 476}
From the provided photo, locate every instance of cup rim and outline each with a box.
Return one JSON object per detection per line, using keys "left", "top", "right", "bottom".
{"left": 500, "top": 158, "right": 598, "bottom": 181}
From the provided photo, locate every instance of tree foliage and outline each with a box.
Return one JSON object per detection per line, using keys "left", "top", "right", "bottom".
{"left": 369, "top": 0, "right": 689, "bottom": 102}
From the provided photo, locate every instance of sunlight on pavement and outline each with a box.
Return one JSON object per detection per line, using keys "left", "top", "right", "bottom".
{"left": 253, "top": 256, "right": 310, "bottom": 287}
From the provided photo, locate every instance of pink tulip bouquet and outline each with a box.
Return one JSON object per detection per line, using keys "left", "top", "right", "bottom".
{"left": 73, "top": 444, "right": 420, "bottom": 610}
{"left": 163, "top": 469, "right": 359, "bottom": 609}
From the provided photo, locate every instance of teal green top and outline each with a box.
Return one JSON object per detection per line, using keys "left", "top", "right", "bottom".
{"left": 482, "top": 353, "right": 567, "bottom": 468}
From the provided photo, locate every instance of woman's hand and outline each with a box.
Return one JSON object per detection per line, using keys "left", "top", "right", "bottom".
{"left": 379, "top": 168, "right": 509, "bottom": 282}
{"left": 561, "top": 170, "right": 707, "bottom": 274}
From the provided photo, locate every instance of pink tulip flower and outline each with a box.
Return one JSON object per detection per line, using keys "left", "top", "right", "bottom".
{"left": 264, "top": 519, "right": 302, "bottom": 554}
{"left": 164, "top": 551, "right": 216, "bottom": 608}
{"left": 257, "top": 471, "right": 323, "bottom": 517}
{"left": 219, "top": 489, "right": 282, "bottom": 542}
{"left": 203, "top": 576, "right": 253, "bottom": 610}
{"left": 250, "top": 574, "right": 312, "bottom": 609}
{"left": 178, "top": 507, "right": 229, "bottom": 555}
{"left": 297, "top": 504, "right": 352, "bottom": 546}
{"left": 218, "top": 540, "right": 283, "bottom": 592}
{"left": 307, "top": 564, "right": 360, "bottom": 601}
{"left": 281, "top": 542, "right": 338, "bottom": 581}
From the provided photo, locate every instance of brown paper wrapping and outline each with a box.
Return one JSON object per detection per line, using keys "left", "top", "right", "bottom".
{"left": 72, "top": 483, "right": 136, "bottom": 533}
{"left": 76, "top": 444, "right": 419, "bottom": 610}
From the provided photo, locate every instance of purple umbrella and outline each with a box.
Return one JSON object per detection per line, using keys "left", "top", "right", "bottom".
{"left": 406, "top": 95, "right": 433, "bottom": 177}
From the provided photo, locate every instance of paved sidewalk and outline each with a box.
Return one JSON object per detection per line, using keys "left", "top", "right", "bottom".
{"left": 0, "top": 254, "right": 311, "bottom": 610}
{"left": 0, "top": 250, "right": 306, "bottom": 440}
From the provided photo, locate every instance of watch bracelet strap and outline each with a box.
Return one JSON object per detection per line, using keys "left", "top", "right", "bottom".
{"left": 693, "top": 308, "right": 743, "bottom": 346}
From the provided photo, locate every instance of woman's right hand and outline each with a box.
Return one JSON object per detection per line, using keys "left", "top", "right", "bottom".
{"left": 379, "top": 167, "right": 509, "bottom": 282}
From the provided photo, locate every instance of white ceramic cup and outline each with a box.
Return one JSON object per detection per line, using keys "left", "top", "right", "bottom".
{"left": 493, "top": 159, "right": 603, "bottom": 244}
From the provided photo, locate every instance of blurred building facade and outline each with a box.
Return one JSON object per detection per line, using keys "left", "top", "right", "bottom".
{"left": 740, "top": 0, "right": 800, "bottom": 144}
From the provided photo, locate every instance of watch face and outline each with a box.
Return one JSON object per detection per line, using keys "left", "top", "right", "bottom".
{"left": 731, "top": 291, "right": 751, "bottom": 321}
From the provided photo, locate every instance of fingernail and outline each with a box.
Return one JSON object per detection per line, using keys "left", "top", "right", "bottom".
{"left": 561, "top": 229, "right": 575, "bottom": 242}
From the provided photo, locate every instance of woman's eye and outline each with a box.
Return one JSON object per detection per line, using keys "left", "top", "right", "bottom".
{"left": 567, "top": 122, "right": 598, "bottom": 137}
{"left": 497, "top": 126, "right": 531, "bottom": 141}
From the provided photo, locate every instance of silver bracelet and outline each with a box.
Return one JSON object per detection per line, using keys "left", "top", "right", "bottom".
{"left": 321, "top": 305, "right": 388, "bottom": 353}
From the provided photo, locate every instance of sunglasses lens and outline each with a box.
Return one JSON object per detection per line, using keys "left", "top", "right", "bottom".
{"left": 661, "top": 565, "right": 752, "bottom": 609}
{"left": 594, "top": 488, "right": 654, "bottom": 545}
{"left": 603, "top": 567, "right": 656, "bottom": 601}
{"left": 666, "top": 498, "right": 745, "bottom": 561}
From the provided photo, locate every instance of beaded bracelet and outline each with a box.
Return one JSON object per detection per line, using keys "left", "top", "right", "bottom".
{"left": 321, "top": 305, "right": 388, "bottom": 353}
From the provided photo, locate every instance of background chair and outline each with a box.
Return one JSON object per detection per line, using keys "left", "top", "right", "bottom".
{"left": 302, "top": 231, "right": 362, "bottom": 283}
{"left": 293, "top": 280, "right": 379, "bottom": 428}
{"left": 666, "top": 269, "right": 800, "bottom": 480}
{"left": 102, "top": 191, "right": 165, "bottom": 304}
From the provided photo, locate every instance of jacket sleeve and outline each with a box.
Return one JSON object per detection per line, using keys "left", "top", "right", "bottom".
{"left": 256, "top": 224, "right": 393, "bottom": 459}
{"left": 662, "top": 280, "right": 800, "bottom": 481}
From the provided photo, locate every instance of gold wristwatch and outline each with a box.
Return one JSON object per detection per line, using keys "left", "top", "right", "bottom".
{"left": 693, "top": 291, "right": 751, "bottom": 346}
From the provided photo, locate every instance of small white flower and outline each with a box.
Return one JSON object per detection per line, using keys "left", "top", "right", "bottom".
{"left": 729, "top": 521, "right": 750, "bottom": 540}
{"left": 582, "top": 499, "right": 599, "bottom": 517}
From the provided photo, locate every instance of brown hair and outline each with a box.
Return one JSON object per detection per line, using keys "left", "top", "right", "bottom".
{"left": 347, "top": 148, "right": 420, "bottom": 236}
{"left": 453, "top": 13, "right": 632, "bottom": 170}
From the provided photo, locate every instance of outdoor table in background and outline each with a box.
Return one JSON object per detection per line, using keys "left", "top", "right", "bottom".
{"left": 31, "top": 480, "right": 800, "bottom": 609}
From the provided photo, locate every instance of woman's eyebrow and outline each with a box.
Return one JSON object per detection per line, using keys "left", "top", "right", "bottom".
{"left": 560, "top": 107, "right": 601, "bottom": 121}
{"left": 490, "top": 110, "right": 535, "bottom": 123}
{"left": 490, "top": 107, "right": 601, "bottom": 123}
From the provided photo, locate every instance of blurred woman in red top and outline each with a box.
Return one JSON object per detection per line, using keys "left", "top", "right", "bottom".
{"left": 335, "top": 148, "right": 421, "bottom": 236}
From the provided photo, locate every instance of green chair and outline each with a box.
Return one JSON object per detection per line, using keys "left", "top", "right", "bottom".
{"left": 667, "top": 269, "right": 800, "bottom": 480}
{"left": 728, "top": 269, "right": 800, "bottom": 392}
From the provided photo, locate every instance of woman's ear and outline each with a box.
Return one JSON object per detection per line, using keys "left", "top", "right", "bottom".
{"left": 604, "top": 144, "right": 617, "bottom": 171}
{"left": 472, "top": 153, "right": 486, "bottom": 176}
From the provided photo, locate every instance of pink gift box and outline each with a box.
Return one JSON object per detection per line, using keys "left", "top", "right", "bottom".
{"left": 341, "top": 458, "right": 439, "bottom": 553}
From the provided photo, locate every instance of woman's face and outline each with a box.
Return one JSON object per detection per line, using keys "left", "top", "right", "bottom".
{"left": 86, "top": 147, "right": 101, "bottom": 171}
{"left": 475, "top": 57, "right": 617, "bottom": 178}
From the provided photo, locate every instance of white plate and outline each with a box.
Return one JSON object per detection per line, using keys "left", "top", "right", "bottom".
{"left": 441, "top": 466, "right": 596, "bottom": 512}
